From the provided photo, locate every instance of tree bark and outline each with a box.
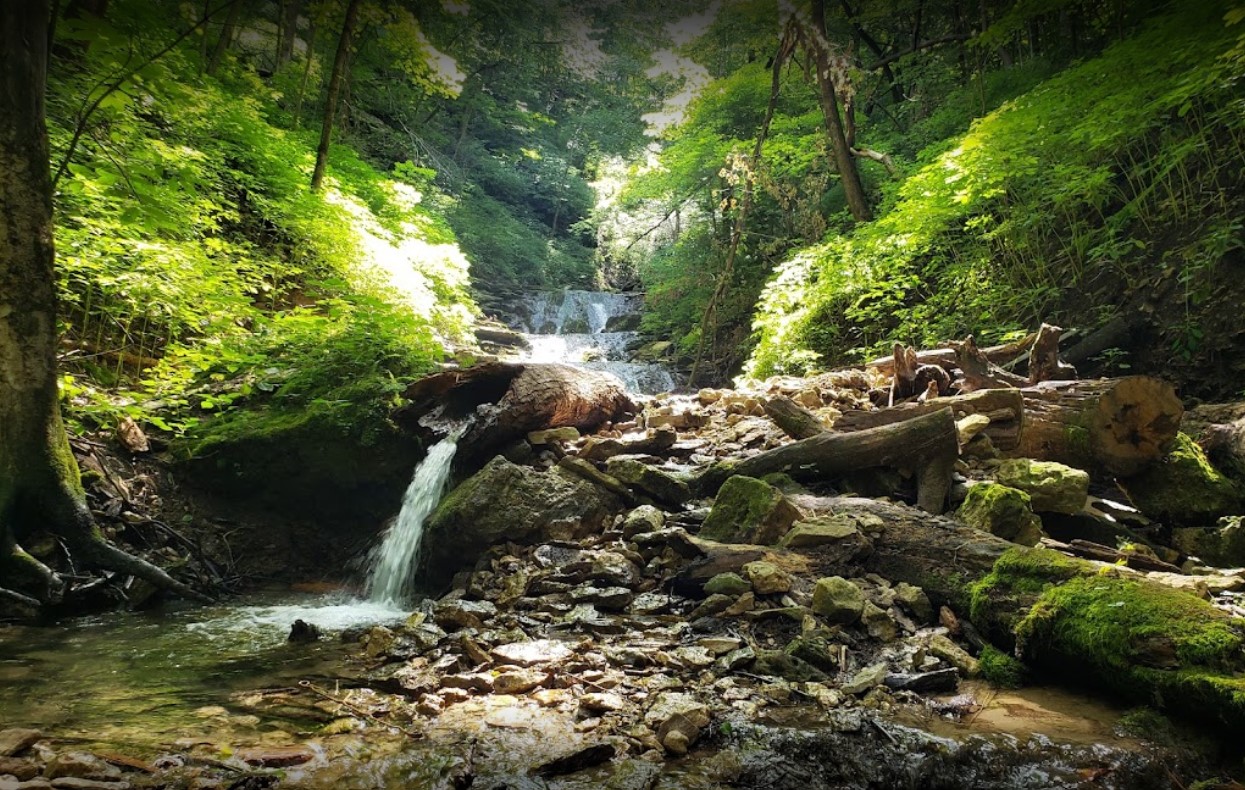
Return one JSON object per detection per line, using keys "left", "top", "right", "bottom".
{"left": 1007, "top": 377, "right": 1183, "bottom": 477}
{"left": 276, "top": 0, "right": 301, "bottom": 69}
{"left": 1, "top": 2, "right": 207, "bottom": 608}
{"left": 699, "top": 408, "right": 958, "bottom": 513}
{"left": 1027, "top": 322, "right": 1075, "bottom": 384}
{"left": 310, "top": 0, "right": 362, "bottom": 191}
{"left": 205, "top": 0, "right": 242, "bottom": 75}
{"left": 834, "top": 387, "right": 1025, "bottom": 451}
{"left": 951, "top": 334, "right": 1029, "bottom": 391}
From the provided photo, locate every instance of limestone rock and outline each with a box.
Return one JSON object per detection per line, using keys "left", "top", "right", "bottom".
{"left": 956, "top": 413, "right": 992, "bottom": 445}
{"left": 0, "top": 757, "right": 38, "bottom": 781}
{"left": 752, "top": 650, "right": 828, "bottom": 683}
{"left": 861, "top": 601, "right": 898, "bottom": 641}
{"left": 621, "top": 505, "right": 664, "bottom": 538}
{"left": 50, "top": 780, "right": 131, "bottom": 790}
{"left": 643, "top": 693, "right": 710, "bottom": 755}
{"left": 928, "top": 634, "right": 980, "bottom": 677}
{"left": 0, "top": 730, "right": 41, "bottom": 758}
{"left": 842, "top": 663, "right": 888, "bottom": 695}
{"left": 605, "top": 458, "right": 692, "bottom": 506}
{"left": 995, "top": 459, "right": 1090, "bottom": 515}
{"left": 743, "top": 560, "right": 792, "bottom": 595}
{"left": 493, "top": 668, "right": 548, "bottom": 695}
{"left": 894, "top": 582, "right": 934, "bottom": 622}
{"left": 491, "top": 639, "right": 574, "bottom": 667}
{"left": 433, "top": 599, "right": 498, "bottom": 631}
{"left": 700, "top": 475, "right": 802, "bottom": 545}
{"left": 811, "top": 577, "right": 864, "bottom": 624}
{"left": 703, "top": 572, "right": 751, "bottom": 596}
{"left": 237, "top": 746, "right": 315, "bottom": 768}
{"left": 421, "top": 456, "right": 621, "bottom": 589}
{"left": 785, "top": 635, "right": 841, "bottom": 674}
{"left": 44, "top": 752, "right": 121, "bottom": 782}
{"left": 1120, "top": 433, "right": 1244, "bottom": 526}
{"left": 957, "top": 483, "right": 1044, "bottom": 546}
{"left": 778, "top": 513, "right": 875, "bottom": 563}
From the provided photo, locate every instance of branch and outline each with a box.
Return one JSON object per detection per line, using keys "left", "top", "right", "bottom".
{"left": 52, "top": 0, "right": 243, "bottom": 189}
{"left": 623, "top": 175, "right": 714, "bottom": 252}
{"left": 851, "top": 146, "right": 897, "bottom": 175}
{"left": 0, "top": 587, "right": 41, "bottom": 609}
{"left": 866, "top": 33, "right": 971, "bottom": 71}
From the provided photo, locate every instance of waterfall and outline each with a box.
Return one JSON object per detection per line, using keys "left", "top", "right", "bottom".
{"left": 364, "top": 431, "right": 460, "bottom": 606}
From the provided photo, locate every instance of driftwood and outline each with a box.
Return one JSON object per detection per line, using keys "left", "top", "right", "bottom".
{"left": 1063, "top": 314, "right": 1150, "bottom": 369}
{"left": 764, "top": 395, "right": 830, "bottom": 440}
{"left": 1039, "top": 537, "right": 1182, "bottom": 574}
{"left": 702, "top": 408, "right": 959, "bottom": 513}
{"left": 863, "top": 333, "right": 1036, "bottom": 375}
{"left": 951, "top": 335, "right": 1029, "bottom": 391}
{"left": 398, "top": 362, "right": 636, "bottom": 463}
{"left": 1006, "top": 376, "right": 1183, "bottom": 477}
{"left": 834, "top": 388, "right": 1025, "bottom": 451}
{"left": 888, "top": 344, "right": 952, "bottom": 405}
{"left": 1027, "top": 323, "right": 1076, "bottom": 384}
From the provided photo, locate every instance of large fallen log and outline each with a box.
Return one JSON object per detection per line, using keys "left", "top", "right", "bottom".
{"left": 699, "top": 408, "right": 958, "bottom": 513}
{"left": 1006, "top": 376, "right": 1183, "bottom": 477}
{"left": 763, "top": 395, "right": 831, "bottom": 440}
{"left": 397, "top": 362, "right": 636, "bottom": 463}
{"left": 833, "top": 388, "right": 1024, "bottom": 451}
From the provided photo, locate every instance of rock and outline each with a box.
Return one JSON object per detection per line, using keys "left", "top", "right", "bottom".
{"left": 363, "top": 625, "right": 397, "bottom": 658}
{"left": 0, "top": 758, "right": 38, "bottom": 781}
{"left": 634, "top": 340, "right": 673, "bottom": 362}
{"left": 558, "top": 455, "right": 634, "bottom": 502}
{"left": 44, "top": 753, "right": 120, "bottom": 782}
{"left": 621, "top": 505, "right": 665, "bottom": 538}
{"left": 0, "top": 780, "right": 51, "bottom": 790}
{"left": 956, "top": 413, "right": 992, "bottom": 445}
{"left": 703, "top": 572, "right": 751, "bottom": 596}
{"left": 434, "top": 599, "right": 498, "bottom": 631}
{"left": 237, "top": 746, "right": 315, "bottom": 768}
{"left": 811, "top": 577, "right": 864, "bottom": 624}
{"left": 883, "top": 668, "right": 960, "bottom": 693}
{"left": 698, "top": 388, "right": 724, "bottom": 405}
{"left": 0, "top": 730, "right": 41, "bottom": 758}
{"left": 893, "top": 582, "right": 934, "bottom": 622}
{"left": 743, "top": 560, "right": 792, "bottom": 595}
{"left": 606, "top": 458, "right": 692, "bottom": 508}
{"left": 1119, "top": 433, "right": 1244, "bottom": 526}
{"left": 421, "top": 456, "right": 621, "bottom": 589}
{"left": 927, "top": 633, "right": 979, "bottom": 677}
{"left": 587, "top": 551, "right": 642, "bottom": 588}
{"left": 49, "top": 781, "right": 130, "bottom": 790}
{"left": 631, "top": 527, "right": 703, "bottom": 559}
{"left": 700, "top": 475, "right": 802, "bottom": 545}
{"left": 287, "top": 619, "right": 321, "bottom": 643}
{"left": 842, "top": 663, "right": 888, "bottom": 695}
{"left": 723, "top": 591, "right": 756, "bottom": 616}
{"left": 753, "top": 650, "right": 828, "bottom": 682}
{"left": 491, "top": 639, "right": 574, "bottom": 667}
{"left": 779, "top": 514, "right": 859, "bottom": 547}
{"left": 995, "top": 459, "right": 1090, "bottom": 515}
{"left": 441, "top": 672, "right": 494, "bottom": 693}
{"left": 644, "top": 693, "right": 710, "bottom": 755}
{"left": 688, "top": 594, "right": 733, "bottom": 620}
{"left": 580, "top": 692, "right": 628, "bottom": 714}
{"left": 580, "top": 427, "right": 678, "bottom": 462}
{"left": 528, "top": 427, "right": 581, "bottom": 445}
{"left": 535, "top": 743, "right": 616, "bottom": 777}
{"left": 785, "top": 635, "right": 841, "bottom": 674}
{"left": 571, "top": 585, "right": 634, "bottom": 611}
{"left": 493, "top": 668, "right": 548, "bottom": 695}
{"left": 698, "top": 636, "right": 743, "bottom": 655}
{"left": 600, "top": 758, "right": 661, "bottom": 790}
{"left": 957, "top": 483, "right": 1044, "bottom": 546}
{"left": 1173, "top": 516, "right": 1245, "bottom": 567}
{"left": 718, "top": 646, "right": 756, "bottom": 671}
{"left": 861, "top": 601, "right": 898, "bottom": 641}
{"left": 647, "top": 409, "right": 708, "bottom": 430}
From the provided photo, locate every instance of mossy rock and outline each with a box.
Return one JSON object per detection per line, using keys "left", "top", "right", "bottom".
{"left": 995, "top": 459, "right": 1089, "bottom": 515}
{"left": 703, "top": 572, "right": 751, "bottom": 596}
{"left": 1172, "top": 516, "right": 1245, "bottom": 568}
{"left": 1119, "top": 433, "right": 1244, "bottom": 526}
{"left": 957, "top": 483, "right": 1045, "bottom": 546}
{"left": 605, "top": 458, "right": 692, "bottom": 506}
{"left": 970, "top": 547, "right": 1245, "bottom": 732}
{"left": 811, "top": 576, "right": 864, "bottom": 624}
{"left": 700, "top": 475, "right": 801, "bottom": 545}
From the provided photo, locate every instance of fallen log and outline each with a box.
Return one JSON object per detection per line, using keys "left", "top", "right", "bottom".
{"left": 862, "top": 333, "right": 1035, "bottom": 375}
{"left": 833, "top": 388, "right": 1024, "bottom": 451}
{"left": 397, "top": 362, "right": 636, "bottom": 464}
{"left": 763, "top": 395, "right": 830, "bottom": 440}
{"left": 1006, "top": 376, "right": 1183, "bottom": 477}
{"left": 700, "top": 408, "right": 958, "bottom": 513}
{"left": 1039, "top": 537, "right": 1182, "bottom": 573}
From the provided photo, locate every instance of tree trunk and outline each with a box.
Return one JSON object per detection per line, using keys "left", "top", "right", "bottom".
{"left": 276, "top": 0, "right": 301, "bottom": 69}
{"left": 1007, "top": 377, "right": 1183, "bottom": 477}
{"left": 807, "top": 0, "right": 871, "bottom": 222}
{"left": 699, "top": 408, "right": 959, "bottom": 513}
{"left": 764, "top": 395, "right": 832, "bottom": 440}
{"left": 292, "top": 13, "right": 317, "bottom": 124}
{"left": 205, "top": 0, "right": 242, "bottom": 75}
{"left": 1, "top": 3, "right": 207, "bottom": 609}
{"left": 310, "top": 0, "right": 362, "bottom": 192}
{"left": 834, "top": 387, "right": 1025, "bottom": 451}
{"left": 397, "top": 362, "right": 637, "bottom": 467}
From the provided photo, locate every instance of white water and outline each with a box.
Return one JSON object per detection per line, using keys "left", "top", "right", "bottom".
{"left": 364, "top": 432, "right": 461, "bottom": 606}
{"left": 517, "top": 289, "right": 676, "bottom": 395}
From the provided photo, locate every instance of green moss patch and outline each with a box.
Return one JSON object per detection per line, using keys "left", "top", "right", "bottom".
{"left": 1120, "top": 433, "right": 1244, "bottom": 526}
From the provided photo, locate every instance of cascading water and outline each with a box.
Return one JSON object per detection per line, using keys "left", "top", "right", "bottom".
{"left": 364, "top": 430, "right": 461, "bottom": 606}
{"left": 516, "top": 289, "right": 676, "bottom": 395}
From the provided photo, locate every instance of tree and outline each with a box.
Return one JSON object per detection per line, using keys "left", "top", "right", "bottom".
{"left": 1, "top": 1, "right": 205, "bottom": 610}
{"left": 310, "top": 0, "right": 362, "bottom": 191}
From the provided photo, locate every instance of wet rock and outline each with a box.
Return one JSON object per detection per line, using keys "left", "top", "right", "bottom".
{"left": 753, "top": 650, "right": 828, "bottom": 683}
{"left": 528, "top": 427, "right": 580, "bottom": 445}
{"left": 700, "top": 476, "right": 802, "bottom": 545}
{"left": 606, "top": 458, "right": 692, "bottom": 506}
{"left": 434, "top": 599, "right": 498, "bottom": 631}
{"left": 0, "top": 730, "right": 41, "bottom": 758}
{"left": 0, "top": 758, "right": 38, "bottom": 781}
{"left": 587, "top": 551, "right": 642, "bottom": 588}
{"left": 893, "top": 582, "right": 934, "bottom": 622}
{"left": 842, "top": 662, "right": 889, "bottom": 695}
{"left": 957, "top": 483, "right": 1044, "bottom": 546}
{"left": 703, "top": 572, "right": 751, "bottom": 596}
{"left": 600, "top": 758, "right": 661, "bottom": 790}
{"left": 995, "top": 458, "right": 1090, "bottom": 515}
{"left": 811, "top": 577, "right": 864, "bottom": 624}
{"left": 287, "top": 619, "right": 321, "bottom": 643}
{"left": 743, "top": 561, "right": 792, "bottom": 595}
{"left": 44, "top": 753, "right": 121, "bottom": 782}
{"left": 621, "top": 505, "right": 665, "bottom": 538}
{"left": 493, "top": 668, "right": 548, "bottom": 695}
{"left": 883, "top": 668, "right": 959, "bottom": 692}
{"left": 492, "top": 639, "right": 574, "bottom": 667}
{"left": 362, "top": 625, "right": 397, "bottom": 658}
{"left": 535, "top": 742, "right": 616, "bottom": 777}
{"left": 421, "top": 457, "right": 621, "bottom": 589}
{"left": 644, "top": 692, "right": 710, "bottom": 756}
{"left": 237, "top": 746, "right": 315, "bottom": 768}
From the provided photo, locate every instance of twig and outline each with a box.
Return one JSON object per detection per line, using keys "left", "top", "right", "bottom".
{"left": 869, "top": 717, "right": 899, "bottom": 745}
{"left": 299, "top": 680, "right": 424, "bottom": 739}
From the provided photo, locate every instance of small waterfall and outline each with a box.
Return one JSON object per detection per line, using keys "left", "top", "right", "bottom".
{"left": 364, "top": 431, "right": 460, "bottom": 606}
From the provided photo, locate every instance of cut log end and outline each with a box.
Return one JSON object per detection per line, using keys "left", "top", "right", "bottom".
{"left": 1091, "top": 376, "right": 1184, "bottom": 476}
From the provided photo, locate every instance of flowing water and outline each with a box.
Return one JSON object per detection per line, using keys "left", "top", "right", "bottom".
{"left": 364, "top": 431, "right": 461, "bottom": 606}
{"left": 515, "top": 289, "right": 676, "bottom": 395}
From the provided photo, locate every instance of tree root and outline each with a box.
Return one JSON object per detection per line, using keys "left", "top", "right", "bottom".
{"left": 0, "top": 586, "right": 41, "bottom": 609}
{"left": 69, "top": 531, "right": 215, "bottom": 604}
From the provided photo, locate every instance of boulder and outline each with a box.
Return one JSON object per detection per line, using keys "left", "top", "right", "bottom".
{"left": 420, "top": 456, "right": 621, "bottom": 590}
{"left": 1119, "top": 433, "right": 1244, "bottom": 526}
{"left": 44, "top": 753, "right": 121, "bottom": 782}
{"left": 621, "top": 505, "right": 664, "bottom": 538}
{"left": 811, "top": 577, "right": 864, "bottom": 624}
{"left": 0, "top": 730, "right": 41, "bottom": 758}
{"left": 605, "top": 458, "right": 692, "bottom": 506}
{"left": 995, "top": 459, "right": 1090, "bottom": 515}
{"left": 1172, "top": 516, "right": 1245, "bottom": 568}
{"left": 528, "top": 427, "right": 580, "bottom": 445}
{"left": 743, "top": 560, "right": 792, "bottom": 595}
{"left": 703, "top": 572, "right": 752, "bottom": 596}
{"left": 957, "top": 483, "right": 1044, "bottom": 546}
{"left": 700, "top": 475, "right": 802, "bottom": 545}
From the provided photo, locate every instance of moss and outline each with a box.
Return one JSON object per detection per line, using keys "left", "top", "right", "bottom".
{"left": 700, "top": 475, "right": 800, "bottom": 544}
{"left": 957, "top": 483, "right": 1044, "bottom": 544}
{"left": 1115, "top": 707, "right": 1176, "bottom": 741}
{"left": 1120, "top": 433, "right": 1244, "bottom": 526}
{"left": 978, "top": 645, "right": 1026, "bottom": 688}
{"left": 969, "top": 547, "right": 1084, "bottom": 624}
